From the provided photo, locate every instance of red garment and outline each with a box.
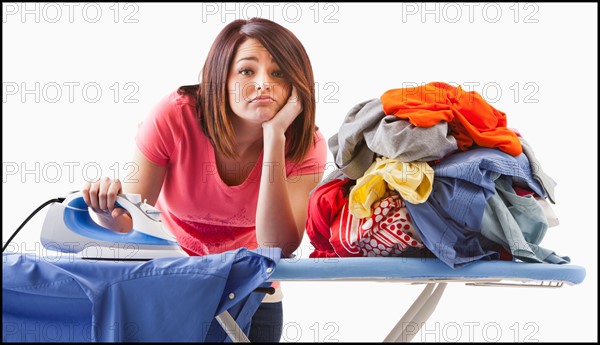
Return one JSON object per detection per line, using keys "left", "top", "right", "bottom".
{"left": 329, "top": 193, "right": 423, "bottom": 257}
{"left": 513, "top": 185, "right": 536, "bottom": 197}
{"left": 381, "top": 82, "right": 522, "bottom": 156}
{"left": 306, "top": 178, "right": 352, "bottom": 258}
{"left": 307, "top": 179, "right": 423, "bottom": 258}
{"left": 498, "top": 247, "right": 513, "bottom": 261}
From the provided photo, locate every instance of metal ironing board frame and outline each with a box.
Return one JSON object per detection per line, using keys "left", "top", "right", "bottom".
{"left": 235, "top": 257, "right": 585, "bottom": 343}
{"left": 215, "top": 280, "right": 563, "bottom": 343}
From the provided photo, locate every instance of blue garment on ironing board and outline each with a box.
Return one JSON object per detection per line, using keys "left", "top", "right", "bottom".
{"left": 2, "top": 248, "right": 280, "bottom": 342}
{"left": 405, "top": 148, "right": 547, "bottom": 268}
{"left": 431, "top": 147, "right": 547, "bottom": 198}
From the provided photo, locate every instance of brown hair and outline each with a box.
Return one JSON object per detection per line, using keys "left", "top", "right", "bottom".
{"left": 178, "top": 18, "right": 316, "bottom": 163}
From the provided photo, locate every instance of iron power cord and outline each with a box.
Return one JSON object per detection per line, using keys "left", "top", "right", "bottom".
{"left": 2, "top": 197, "right": 66, "bottom": 253}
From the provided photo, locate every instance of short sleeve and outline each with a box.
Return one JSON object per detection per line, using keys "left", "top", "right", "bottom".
{"left": 135, "top": 92, "right": 183, "bottom": 166}
{"left": 286, "top": 129, "right": 328, "bottom": 177}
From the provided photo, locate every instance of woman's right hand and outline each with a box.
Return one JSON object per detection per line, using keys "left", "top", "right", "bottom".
{"left": 82, "top": 177, "right": 132, "bottom": 232}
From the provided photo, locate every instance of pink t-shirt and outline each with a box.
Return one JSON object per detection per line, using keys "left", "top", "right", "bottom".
{"left": 135, "top": 90, "right": 328, "bottom": 257}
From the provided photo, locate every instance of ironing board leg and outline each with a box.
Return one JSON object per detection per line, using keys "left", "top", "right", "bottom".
{"left": 215, "top": 310, "right": 251, "bottom": 342}
{"left": 383, "top": 283, "right": 435, "bottom": 342}
{"left": 383, "top": 283, "right": 448, "bottom": 342}
{"left": 401, "top": 283, "right": 447, "bottom": 342}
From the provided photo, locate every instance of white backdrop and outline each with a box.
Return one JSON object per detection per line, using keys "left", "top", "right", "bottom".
{"left": 3, "top": 3, "right": 597, "bottom": 342}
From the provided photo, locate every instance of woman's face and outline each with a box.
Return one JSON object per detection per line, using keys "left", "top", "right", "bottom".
{"left": 227, "top": 38, "right": 291, "bottom": 125}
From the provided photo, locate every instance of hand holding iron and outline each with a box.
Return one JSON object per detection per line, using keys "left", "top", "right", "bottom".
{"left": 82, "top": 177, "right": 132, "bottom": 233}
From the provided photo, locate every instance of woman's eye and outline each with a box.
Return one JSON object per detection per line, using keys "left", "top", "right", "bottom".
{"left": 272, "top": 70, "right": 285, "bottom": 78}
{"left": 239, "top": 68, "right": 253, "bottom": 76}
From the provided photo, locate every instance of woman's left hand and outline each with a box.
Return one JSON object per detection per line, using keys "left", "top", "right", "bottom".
{"left": 262, "top": 85, "right": 303, "bottom": 135}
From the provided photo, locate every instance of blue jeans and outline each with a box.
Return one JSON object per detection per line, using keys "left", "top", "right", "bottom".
{"left": 249, "top": 302, "right": 283, "bottom": 342}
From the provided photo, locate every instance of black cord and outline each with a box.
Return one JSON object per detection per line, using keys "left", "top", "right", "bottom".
{"left": 254, "top": 287, "right": 276, "bottom": 295}
{"left": 2, "top": 197, "right": 65, "bottom": 253}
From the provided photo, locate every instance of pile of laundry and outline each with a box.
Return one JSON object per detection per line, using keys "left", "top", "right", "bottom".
{"left": 307, "top": 82, "right": 569, "bottom": 268}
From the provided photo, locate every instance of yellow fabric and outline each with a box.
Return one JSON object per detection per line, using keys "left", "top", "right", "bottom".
{"left": 349, "top": 158, "right": 434, "bottom": 218}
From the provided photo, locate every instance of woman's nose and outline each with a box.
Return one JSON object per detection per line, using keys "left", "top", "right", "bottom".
{"left": 254, "top": 72, "right": 273, "bottom": 91}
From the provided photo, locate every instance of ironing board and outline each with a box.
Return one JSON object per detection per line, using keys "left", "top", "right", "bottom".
{"left": 268, "top": 257, "right": 586, "bottom": 342}
{"left": 2, "top": 251, "right": 586, "bottom": 343}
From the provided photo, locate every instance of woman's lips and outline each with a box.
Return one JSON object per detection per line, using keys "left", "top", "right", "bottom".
{"left": 250, "top": 96, "right": 275, "bottom": 103}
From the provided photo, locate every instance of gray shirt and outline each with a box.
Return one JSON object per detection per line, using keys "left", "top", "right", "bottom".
{"left": 329, "top": 98, "right": 458, "bottom": 179}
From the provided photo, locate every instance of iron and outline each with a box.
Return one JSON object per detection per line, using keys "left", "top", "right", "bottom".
{"left": 40, "top": 191, "right": 187, "bottom": 260}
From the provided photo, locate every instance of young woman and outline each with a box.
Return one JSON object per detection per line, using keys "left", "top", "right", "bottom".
{"left": 82, "top": 18, "right": 327, "bottom": 342}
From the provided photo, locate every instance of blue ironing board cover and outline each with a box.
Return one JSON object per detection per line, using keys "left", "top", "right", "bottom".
{"left": 270, "top": 257, "right": 586, "bottom": 285}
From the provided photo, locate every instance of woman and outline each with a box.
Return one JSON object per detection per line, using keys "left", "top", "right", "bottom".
{"left": 82, "top": 18, "right": 327, "bottom": 342}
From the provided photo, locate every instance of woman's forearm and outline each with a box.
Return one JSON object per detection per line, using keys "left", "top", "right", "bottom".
{"left": 255, "top": 129, "right": 301, "bottom": 257}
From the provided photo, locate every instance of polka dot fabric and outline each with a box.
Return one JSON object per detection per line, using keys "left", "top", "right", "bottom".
{"left": 329, "top": 192, "right": 424, "bottom": 257}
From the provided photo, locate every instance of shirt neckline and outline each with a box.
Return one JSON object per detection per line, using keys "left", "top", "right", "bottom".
{"left": 205, "top": 134, "right": 264, "bottom": 191}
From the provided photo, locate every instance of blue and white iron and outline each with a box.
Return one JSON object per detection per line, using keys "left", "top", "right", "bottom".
{"left": 40, "top": 191, "right": 187, "bottom": 260}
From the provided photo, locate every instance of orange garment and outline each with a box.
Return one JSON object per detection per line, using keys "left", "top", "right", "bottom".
{"left": 380, "top": 82, "right": 522, "bottom": 156}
